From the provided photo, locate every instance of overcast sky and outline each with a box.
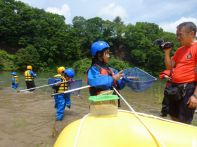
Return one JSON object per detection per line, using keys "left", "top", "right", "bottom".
{"left": 18, "top": 0, "right": 197, "bottom": 34}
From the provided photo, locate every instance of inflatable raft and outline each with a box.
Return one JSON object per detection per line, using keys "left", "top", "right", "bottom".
{"left": 54, "top": 95, "right": 197, "bottom": 147}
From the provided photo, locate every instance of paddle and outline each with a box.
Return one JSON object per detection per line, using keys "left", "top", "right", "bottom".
{"left": 52, "top": 76, "right": 140, "bottom": 96}
{"left": 52, "top": 85, "right": 90, "bottom": 96}
{"left": 17, "top": 80, "right": 62, "bottom": 93}
{"left": 52, "top": 67, "right": 157, "bottom": 95}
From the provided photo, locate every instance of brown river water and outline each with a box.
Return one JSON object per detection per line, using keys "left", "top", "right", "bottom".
{"left": 0, "top": 72, "right": 196, "bottom": 147}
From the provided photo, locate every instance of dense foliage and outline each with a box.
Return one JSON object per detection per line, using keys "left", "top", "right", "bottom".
{"left": 0, "top": 0, "right": 179, "bottom": 76}
{"left": 0, "top": 49, "right": 15, "bottom": 70}
{"left": 72, "top": 57, "right": 130, "bottom": 75}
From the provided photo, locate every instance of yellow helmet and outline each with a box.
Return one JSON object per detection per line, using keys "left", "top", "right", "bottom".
{"left": 57, "top": 66, "right": 65, "bottom": 74}
{"left": 27, "top": 65, "right": 32, "bottom": 70}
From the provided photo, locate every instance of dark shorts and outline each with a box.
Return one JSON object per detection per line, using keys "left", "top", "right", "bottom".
{"left": 25, "top": 81, "right": 36, "bottom": 91}
{"left": 167, "top": 82, "right": 196, "bottom": 123}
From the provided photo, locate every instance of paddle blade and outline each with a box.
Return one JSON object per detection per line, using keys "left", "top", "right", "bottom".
{"left": 68, "top": 79, "right": 83, "bottom": 95}
{"left": 48, "top": 78, "right": 61, "bottom": 87}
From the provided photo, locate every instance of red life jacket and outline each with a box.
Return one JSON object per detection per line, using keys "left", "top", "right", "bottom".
{"left": 87, "top": 64, "right": 117, "bottom": 96}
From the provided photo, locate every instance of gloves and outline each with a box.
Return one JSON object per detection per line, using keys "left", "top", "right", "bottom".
{"left": 160, "top": 42, "right": 174, "bottom": 50}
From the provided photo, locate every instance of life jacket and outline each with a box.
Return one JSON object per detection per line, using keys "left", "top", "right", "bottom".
{"left": 54, "top": 74, "right": 61, "bottom": 78}
{"left": 12, "top": 76, "right": 19, "bottom": 84}
{"left": 14, "top": 76, "right": 19, "bottom": 83}
{"left": 56, "top": 76, "right": 68, "bottom": 93}
{"left": 87, "top": 64, "right": 117, "bottom": 96}
{"left": 24, "top": 70, "right": 33, "bottom": 81}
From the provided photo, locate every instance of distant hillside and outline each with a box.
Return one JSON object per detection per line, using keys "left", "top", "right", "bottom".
{"left": 0, "top": 0, "right": 179, "bottom": 75}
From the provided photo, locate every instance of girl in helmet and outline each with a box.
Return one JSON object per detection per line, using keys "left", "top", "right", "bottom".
{"left": 87, "top": 41, "right": 127, "bottom": 107}
{"left": 53, "top": 68, "right": 75, "bottom": 121}
{"left": 11, "top": 72, "right": 19, "bottom": 89}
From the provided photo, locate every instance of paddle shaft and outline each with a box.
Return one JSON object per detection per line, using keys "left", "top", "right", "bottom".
{"left": 52, "top": 76, "right": 139, "bottom": 96}
{"left": 18, "top": 81, "right": 64, "bottom": 92}
{"left": 52, "top": 85, "right": 91, "bottom": 96}
{"left": 52, "top": 75, "right": 141, "bottom": 96}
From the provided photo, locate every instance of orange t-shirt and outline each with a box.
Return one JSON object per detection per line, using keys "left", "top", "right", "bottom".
{"left": 172, "top": 42, "right": 197, "bottom": 83}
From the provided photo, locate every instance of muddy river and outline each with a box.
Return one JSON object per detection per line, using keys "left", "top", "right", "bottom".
{"left": 0, "top": 72, "right": 196, "bottom": 147}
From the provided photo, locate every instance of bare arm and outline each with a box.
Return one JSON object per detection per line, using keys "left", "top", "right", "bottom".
{"left": 164, "top": 49, "right": 175, "bottom": 69}
{"left": 187, "top": 86, "right": 197, "bottom": 109}
{"left": 187, "top": 59, "right": 197, "bottom": 108}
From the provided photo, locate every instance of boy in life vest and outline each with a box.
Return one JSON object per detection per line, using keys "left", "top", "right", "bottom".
{"left": 87, "top": 41, "right": 127, "bottom": 107}
{"left": 11, "top": 72, "right": 19, "bottom": 89}
{"left": 52, "top": 66, "right": 65, "bottom": 112}
{"left": 54, "top": 66, "right": 65, "bottom": 78}
{"left": 24, "top": 65, "right": 37, "bottom": 91}
{"left": 53, "top": 68, "right": 74, "bottom": 121}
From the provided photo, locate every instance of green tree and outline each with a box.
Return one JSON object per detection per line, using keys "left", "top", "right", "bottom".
{"left": 0, "top": 49, "right": 15, "bottom": 70}
{"left": 15, "top": 45, "right": 40, "bottom": 70}
{"left": 109, "top": 57, "right": 130, "bottom": 71}
{"left": 0, "top": 0, "right": 179, "bottom": 75}
{"left": 73, "top": 58, "right": 91, "bottom": 74}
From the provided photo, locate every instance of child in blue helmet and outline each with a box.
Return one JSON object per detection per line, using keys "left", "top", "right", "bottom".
{"left": 63, "top": 68, "right": 75, "bottom": 109}
{"left": 11, "top": 72, "right": 19, "bottom": 89}
{"left": 87, "top": 41, "right": 127, "bottom": 107}
{"left": 53, "top": 68, "right": 75, "bottom": 121}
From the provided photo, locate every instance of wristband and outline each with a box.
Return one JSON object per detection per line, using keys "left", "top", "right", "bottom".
{"left": 193, "top": 94, "right": 197, "bottom": 98}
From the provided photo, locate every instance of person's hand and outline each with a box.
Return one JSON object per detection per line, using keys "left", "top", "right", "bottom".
{"left": 163, "top": 75, "right": 172, "bottom": 81}
{"left": 113, "top": 71, "right": 123, "bottom": 81}
{"left": 160, "top": 42, "right": 174, "bottom": 50}
{"left": 67, "top": 78, "right": 74, "bottom": 84}
{"left": 187, "top": 95, "right": 197, "bottom": 109}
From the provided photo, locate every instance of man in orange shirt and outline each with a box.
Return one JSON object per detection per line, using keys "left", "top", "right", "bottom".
{"left": 163, "top": 22, "right": 197, "bottom": 123}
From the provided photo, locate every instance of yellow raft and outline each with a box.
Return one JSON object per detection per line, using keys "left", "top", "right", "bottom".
{"left": 54, "top": 95, "right": 197, "bottom": 147}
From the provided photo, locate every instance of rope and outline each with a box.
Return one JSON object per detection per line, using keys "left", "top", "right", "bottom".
{"left": 73, "top": 87, "right": 166, "bottom": 147}
{"left": 113, "top": 87, "right": 166, "bottom": 147}
{"left": 74, "top": 114, "right": 90, "bottom": 147}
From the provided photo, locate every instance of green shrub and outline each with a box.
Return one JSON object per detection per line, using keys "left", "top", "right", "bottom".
{"left": 109, "top": 57, "right": 131, "bottom": 70}
{"left": 73, "top": 58, "right": 91, "bottom": 74}
{"left": 15, "top": 45, "right": 40, "bottom": 71}
{"left": 0, "top": 50, "right": 15, "bottom": 70}
{"left": 72, "top": 57, "right": 131, "bottom": 75}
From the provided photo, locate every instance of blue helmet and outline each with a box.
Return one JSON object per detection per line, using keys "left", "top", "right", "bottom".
{"left": 64, "top": 68, "right": 75, "bottom": 78}
{"left": 91, "top": 41, "right": 110, "bottom": 56}
{"left": 11, "top": 72, "right": 16, "bottom": 76}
